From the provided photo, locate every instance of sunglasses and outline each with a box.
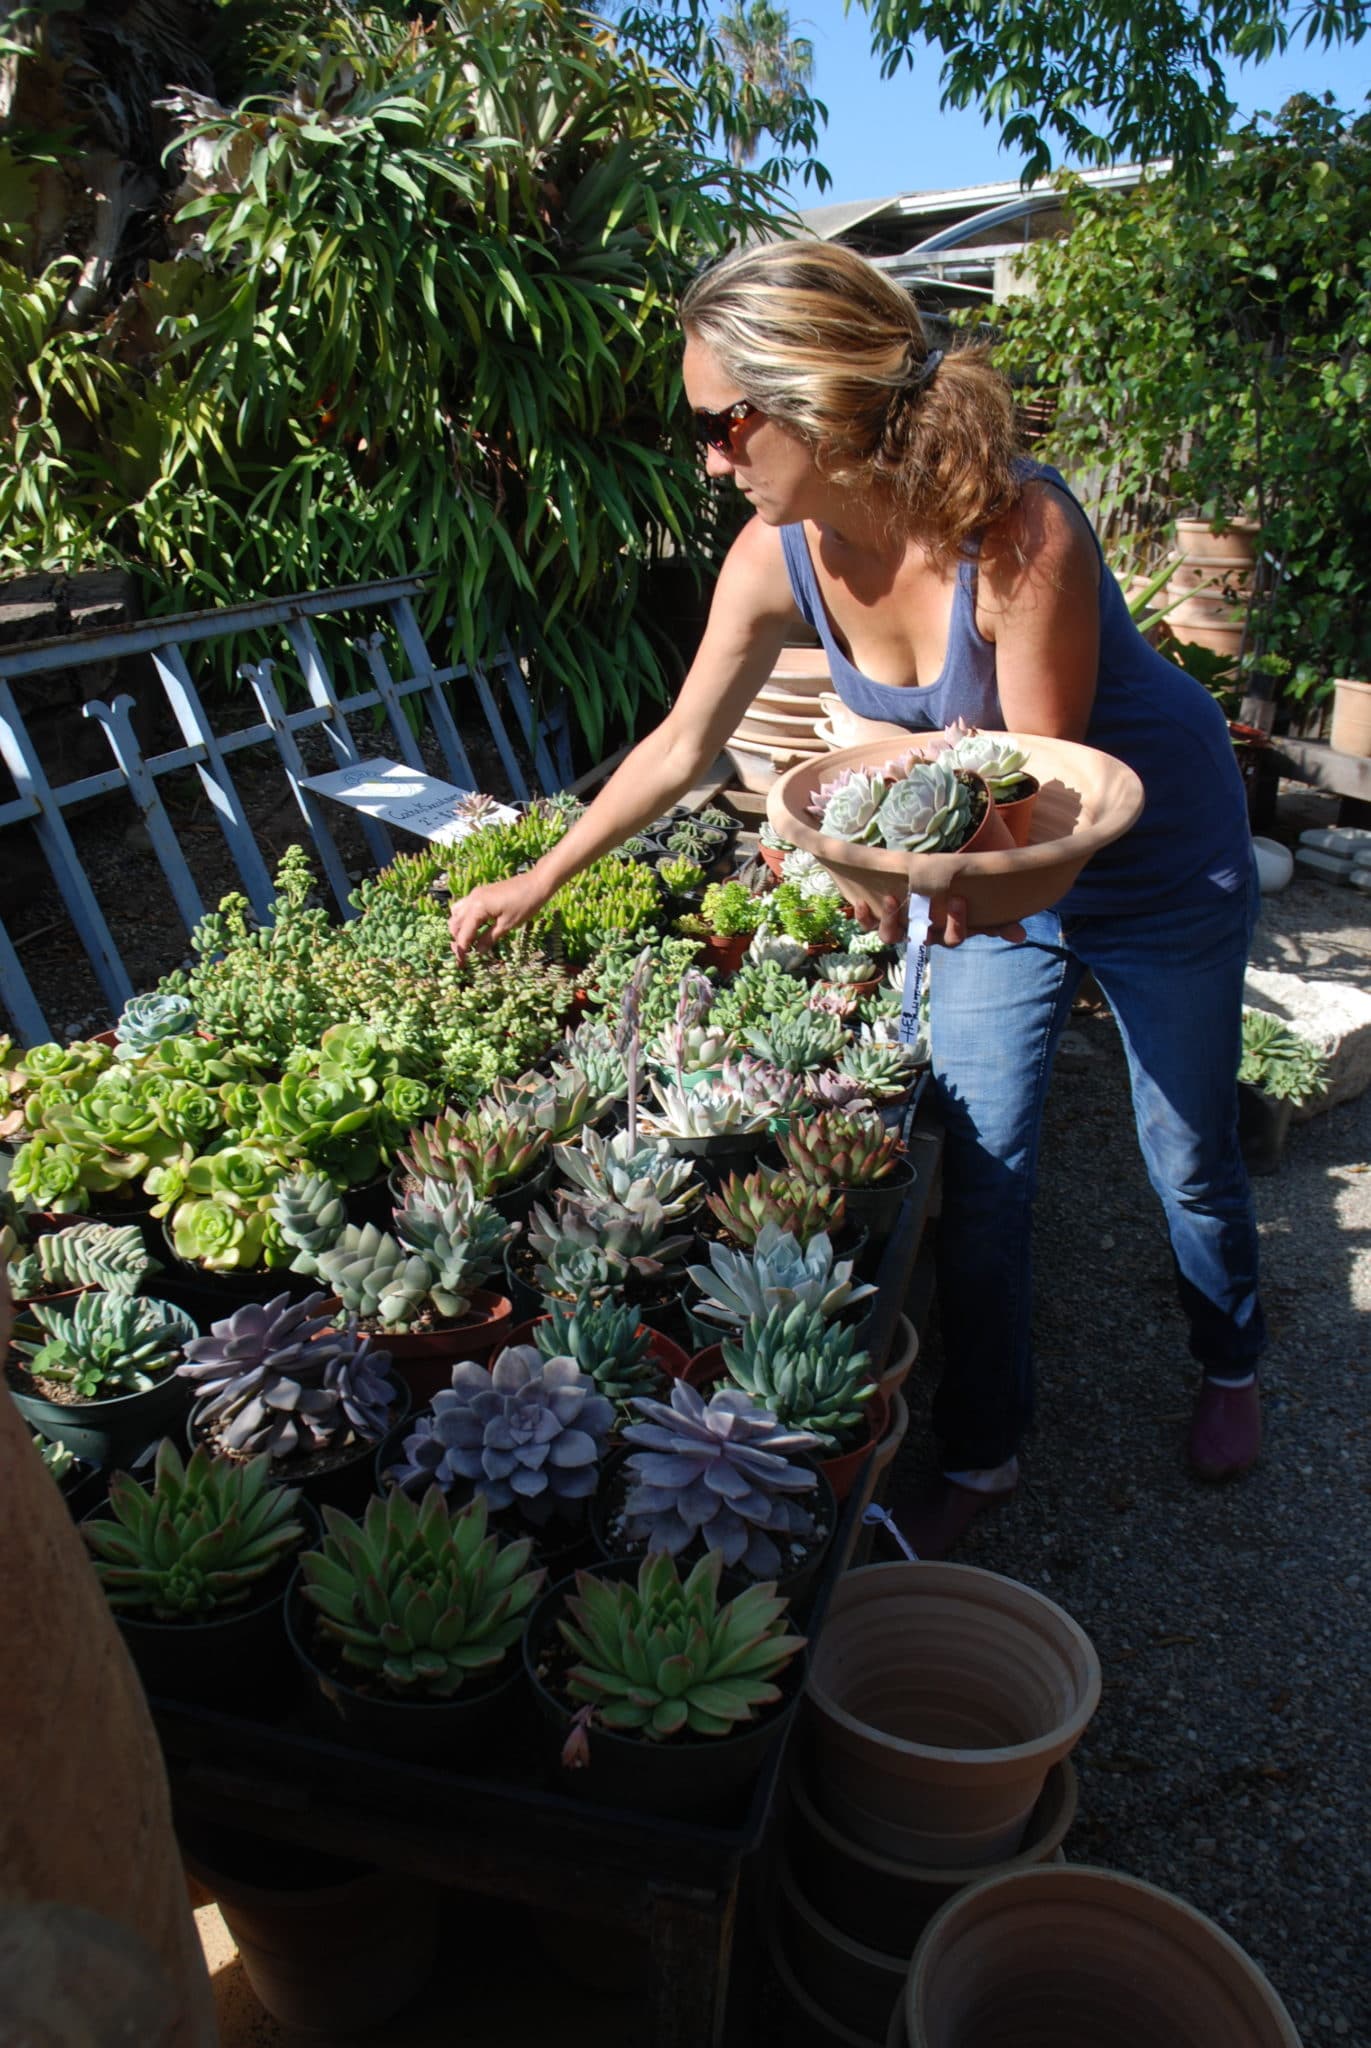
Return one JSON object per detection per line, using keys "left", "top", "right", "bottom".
{"left": 691, "top": 399, "right": 760, "bottom": 454}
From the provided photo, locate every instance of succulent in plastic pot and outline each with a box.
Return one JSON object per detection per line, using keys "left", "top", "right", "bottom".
{"left": 619, "top": 1379, "right": 821, "bottom": 1578}
{"left": 705, "top": 1168, "right": 846, "bottom": 1250}
{"left": 721, "top": 1302, "right": 875, "bottom": 1450}
{"left": 83, "top": 1439, "right": 307, "bottom": 1620}
{"left": 299, "top": 1490, "right": 544, "bottom": 1700}
{"left": 778, "top": 1109, "right": 906, "bottom": 1189}
{"left": 686, "top": 1225, "right": 875, "bottom": 1334}
{"left": 388, "top": 1344, "right": 614, "bottom": 1525}
{"left": 555, "top": 1548, "right": 805, "bottom": 1740}
{"left": 12, "top": 1291, "right": 197, "bottom": 1402}
{"left": 3, "top": 1217, "right": 158, "bottom": 1301}
{"left": 742, "top": 1011, "right": 848, "bottom": 1076}
{"left": 552, "top": 1126, "right": 700, "bottom": 1218}
{"left": 177, "top": 1290, "right": 399, "bottom": 1463}
{"left": 526, "top": 1187, "right": 694, "bottom": 1301}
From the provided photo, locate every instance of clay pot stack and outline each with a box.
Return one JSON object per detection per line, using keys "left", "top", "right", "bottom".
{"left": 769, "top": 1560, "right": 1098, "bottom": 2047}
{"left": 1160, "top": 516, "right": 1261, "bottom": 660}
{"left": 725, "top": 647, "right": 833, "bottom": 793}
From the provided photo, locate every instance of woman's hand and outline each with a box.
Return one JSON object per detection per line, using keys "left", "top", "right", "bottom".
{"left": 448, "top": 872, "right": 549, "bottom": 964}
{"left": 854, "top": 895, "right": 1026, "bottom": 948}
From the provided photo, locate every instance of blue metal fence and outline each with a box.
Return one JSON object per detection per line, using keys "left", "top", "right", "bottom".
{"left": 0, "top": 577, "right": 570, "bottom": 1044}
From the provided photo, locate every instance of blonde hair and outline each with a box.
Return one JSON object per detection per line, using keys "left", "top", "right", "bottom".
{"left": 681, "top": 239, "right": 1021, "bottom": 556}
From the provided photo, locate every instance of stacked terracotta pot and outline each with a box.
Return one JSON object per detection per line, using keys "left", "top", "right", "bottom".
{"left": 725, "top": 647, "right": 834, "bottom": 793}
{"left": 1161, "top": 516, "right": 1260, "bottom": 660}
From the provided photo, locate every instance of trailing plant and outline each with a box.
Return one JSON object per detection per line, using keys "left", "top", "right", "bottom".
{"left": 557, "top": 1548, "right": 805, "bottom": 1739}
{"left": 620, "top": 1380, "right": 821, "bottom": 1578}
{"left": 176, "top": 1290, "right": 398, "bottom": 1459}
{"left": 82, "top": 1440, "right": 307, "bottom": 1621}
{"left": 388, "top": 1346, "right": 614, "bottom": 1520}
{"left": 687, "top": 1225, "right": 874, "bottom": 1333}
{"left": 705, "top": 1168, "right": 846, "bottom": 1249}
{"left": 12, "top": 1293, "right": 198, "bottom": 1402}
{"left": 722, "top": 1303, "right": 875, "bottom": 1448}
{"left": 300, "top": 1490, "right": 544, "bottom": 1700}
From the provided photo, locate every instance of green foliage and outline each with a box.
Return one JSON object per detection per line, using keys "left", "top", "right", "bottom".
{"left": 1239, "top": 1009, "right": 1330, "bottom": 1105}
{"left": 12, "top": 1293, "right": 197, "bottom": 1402}
{"left": 721, "top": 1301, "right": 874, "bottom": 1448}
{"left": 860, "top": 0, "right": 1369, "bottom": 182}
{"left": 0, "top": 1, "right": 789, "bottom": 752}
{"left": 996, "top": 98, "right": 1371, "bottom": 697}
{"left": 5, "top": 1219, "right": 157, "bottom": 1301}
{"left": 698, "top": 881, "right": 765, "bottom": 938}
{"left": 83, "top": 1440, "right": 307, "bottom": 1622}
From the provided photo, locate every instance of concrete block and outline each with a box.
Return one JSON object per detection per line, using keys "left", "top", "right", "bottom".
{"left": 1294, "top": 848, "right": 1353, "bottom": 881}
{"left": 1243, "top": 966, "right": 1371, "bottom": 1116}
{"left": 1351, "top": 868, "right": 1371, "bottom": 892}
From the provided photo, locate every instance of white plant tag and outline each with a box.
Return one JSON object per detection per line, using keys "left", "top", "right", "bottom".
{"left": 899, "top": 892, "right": 932, "bottom": 1048}
{"left": 862, "top": 1502, "right": 920, "bottom": 1561}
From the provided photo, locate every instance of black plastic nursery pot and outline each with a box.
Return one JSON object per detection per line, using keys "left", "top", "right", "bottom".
{"left": 180, "top": 1819, "right": 441, "bottom": 2036}
{"left": 151, "top": 1223, "right": 319, "bottom": 1325}
{"left": 284, "top": 1573, "right": 530, "bottom": 1765}
{"left": 187, "top": 1378, "right": 411, "bottom": 1517}
{"left": 657, "top": 1126, "right": 783, "bottom": 1189}
{"left": 1237, "top": 1081, "right": 1295, "bottom": 1177}
{"left": 835, "top": 1157, "right": 919, "bottom": 1267}
{"left": 83, "top": 1496, "right": 322, "bottom": 1719}
{"left": 9, "top": 1359, "right": 190, "bottom": 1471}
{"left": 521, "top": 1557, "right": 808, "bottom": 1824}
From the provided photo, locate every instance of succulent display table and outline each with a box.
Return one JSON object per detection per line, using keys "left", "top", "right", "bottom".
{"left": 149, "top": 1100, "right": 942, "bottom": 2048}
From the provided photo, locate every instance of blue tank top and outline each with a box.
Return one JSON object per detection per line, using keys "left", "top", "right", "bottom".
{"left": 778, "top": 462, "right": 1251, "bottom": 915}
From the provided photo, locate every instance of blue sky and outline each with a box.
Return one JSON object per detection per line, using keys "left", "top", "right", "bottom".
{"left": 778, "top": 3, "right": 1371, "bottom": 206}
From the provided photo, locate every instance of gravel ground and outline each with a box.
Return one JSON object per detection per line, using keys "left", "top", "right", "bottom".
{"left": 889, "top": 788, "right": 1371, "bottom": 2044}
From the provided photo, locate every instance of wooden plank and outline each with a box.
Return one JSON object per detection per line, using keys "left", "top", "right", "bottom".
{"left": 1268, "top": 736, "right": 1371, "bottom": 800}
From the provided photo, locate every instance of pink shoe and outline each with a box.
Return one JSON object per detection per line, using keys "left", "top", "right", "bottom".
{"left": 1187, "top": 1378, "right": 1262, "bottom": 1481}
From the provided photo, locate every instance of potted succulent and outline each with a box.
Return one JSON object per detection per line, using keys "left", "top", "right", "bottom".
{"left": 637, "top": 1076, "right": 772, "bottom": 1175}
{"left": 704, "top": 1301, "right": 885, "bottom": 1504}
{"left": 1237, "top": 1008, "right": 1329, "bottom": 1174}
{"left": 552, "top": 1124, "right": 702, "bottom": 1221}
{"left": 705, "top": 1167, "right": 850, "bottom": 1253}
{"left": 678, "top": 880, "right": 767, "bottom": 975}
{"left": 510, "top": 1297, "right": 691, "bottom": 1403}
{"left": 287, "top": 1488, "right": 545, "bottom": 1762}
{"left": 593, "top": 1379, "right": 836, "bottom": 1612}
{"left": 939, "top": 727, "right": 1040, "bottom": 845}
{"left": 522, "top": 1548, "right": 807, "bottom": 1820}
{"left": 743, "top": 1009, "right": 849, "bottom": 1078}
{"left": 2, "top": 1216, "right": 158, "bottom": 1312}
{"left": 519, "top": 1184, "right": 696, "bottom": 1328}
{"left": 762, "top": 878, "right": 852, "bottom": 952}
{"left": 81, "top": 1438, "right": 314, "bottom": 1714}
{"left": 683, "top": 1224, "right": 875, "bottom": 1354}
{"left": 396, "top": 1102, "right": 553, "bottom": 1225}
{"left": 757, "top": 819, "right": 795, "bottom": 881}
{"left": 7, "top": 1289, "right": 199, "bottom": 1468}
{"left": 656, "top": 854, "right": 708, "bottom": 911}
{"left": 778, "top": 1110, "right": 914, "bottom": 1252}
{"left": 178, "top": 1289, "right": 407, "bottom": 1512}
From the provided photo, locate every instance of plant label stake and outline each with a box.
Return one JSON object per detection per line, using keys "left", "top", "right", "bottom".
{"left": 899, "top": 892, "right": 932, "bottom": 1048}
{"left": 862, "top": 1502, "right": 920, "bottom": 1562}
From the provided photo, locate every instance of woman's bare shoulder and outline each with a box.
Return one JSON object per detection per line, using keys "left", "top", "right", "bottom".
{"left": 980, "top": 476, "right": 1099, "bottom": 607}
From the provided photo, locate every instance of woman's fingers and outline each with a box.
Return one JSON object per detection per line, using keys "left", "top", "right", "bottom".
{"left": 938, "top": 894, "right": 1027, "bottom": 948}
{"left": 448, "top": 892, "right": 495, "bottom": 964}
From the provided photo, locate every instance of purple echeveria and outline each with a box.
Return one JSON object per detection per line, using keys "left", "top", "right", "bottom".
{"left": 176, "top": 1289, "right": 397, "bottom": 1460}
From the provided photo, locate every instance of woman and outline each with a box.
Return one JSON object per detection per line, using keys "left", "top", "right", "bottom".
{"left": 449, "top": 240, "right": 1265, "bottom": 1558}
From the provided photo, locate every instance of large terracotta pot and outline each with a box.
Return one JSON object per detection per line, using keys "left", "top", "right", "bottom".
{"left": 0, "top": 1285, "right": 216, "bottom": 2046}
{"left": 767, "top": 737, "right": 1144, "bottom": 927}
{"left": 1329, "top": 677, "right": 1371, "bottom": 757}
{"left": 804, "top": 1562, "right": 1100, "bottom": 1868}
{"left": 905, "top": 1864, "right": 1302, "bottom": 2048}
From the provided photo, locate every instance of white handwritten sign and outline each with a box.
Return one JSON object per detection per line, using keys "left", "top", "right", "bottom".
{"left": 301, "top": 758, "right": 518, "bottom": 847}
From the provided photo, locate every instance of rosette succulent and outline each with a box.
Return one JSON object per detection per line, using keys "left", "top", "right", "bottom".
{"left": 177, "top": 1290, "right": 398, "bottom": 1460}
{"left": 722, "top": 1303, "right": 875, "bottom": 1448}
{"left": 10, "top": 1136, "right": 93, "bottom": 1214}
{"left": 705, "top": 1168, "right": 846, "bottom": 1250}
{"left": 743, "top": 1011, "right": 848, "bottom": 1075}
{"left": 745, "top": 931, "right": 808, "bottom": 972}
{"left": 393, "top": 1180, "right": 513, "bottom": 1318}
{"left": 13, "top": 1292, "right": 198, "bottom": 1401}
{"left": 399, "top": 1104, "right": 549, "bottom": 1200}
{"left": 113, "top": 990, "right": 198, "bottom": 1058}
{"left": 486, "top": 1068, "right": 609, "bottom": 1145}
{"left": 527, "top": 1190, "right": 694, "bottom": 1299}
{"left": 838, "top": 1039, "right": 922, "bottom": 1097}
{"left": 553, "top": 1127, "right": 700, "bottom": 1217}
{"left": 647, "top": 1018, "right": 738, "bottom": 1077}
{"left": 779, "top": 1110, "right": 906, "bottom": 1188}
{"left": 533, "top": 1298, "right": 659, "bottom": 1407}
{"left": 620, "top": 1380, "right": 821, "bottom": 1577}
{"left": 314, "top": 1222, "right": 435, "bottom": 1330}
{"left": 817, "top": 951, "right": 879, "bottom": 987}
{"left": 715, "top": 1055, "right": 810, "bottom": 1121}
{"left": 818, "top": 769, "right": 888, "bottom": 845}
{"left": 300, "top": 1490, "right": 544, "bottom": 1698}
{"left": 388, "top": 1346, "right": 614, "bottom": 1522}
{"left": 639, "top": 1078, "right": 769, "bottom": 1141}
{"left": 943, "top": 729, "right": 1032, "bottom": 796}
{"left": 876, "top": 759, "right": 973, "bottom": 853}
{"left": 557, "top": 1549, "right": 805, "bottom": 1739}
{"left": 687, "top": 1225, "right": 874, "bottom": 1333}
{"left": 170, "top": 1194, "right": 271, "bottom": 1273}
{"left": 83, "top": 1440, "right": 307, "bottom": 1620}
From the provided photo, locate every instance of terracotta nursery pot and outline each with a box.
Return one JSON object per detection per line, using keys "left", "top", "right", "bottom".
{"left": 993, "top": 776, "right": 1040, "bottom": 848}
{"left": 804, "top": 1562, "right": 1101, "bottom": 1869}
{"left": 876, "top": 1313, "right": 919, "bottom": 1396}
{"left": 904, "top": 1864, "right": 1303, "bottom": 2048}
{"left": 767, "top": 735, "right": 1144, "bottom": 927}
{"left": 382, "top": 1289, "right": 514, "bottom": 1405}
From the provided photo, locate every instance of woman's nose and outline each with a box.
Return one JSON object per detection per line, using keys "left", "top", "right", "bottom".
{"left": 704, "top": 443, "right": 736, "bottom": 480}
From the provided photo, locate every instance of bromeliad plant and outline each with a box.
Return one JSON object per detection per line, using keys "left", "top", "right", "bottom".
{"left": 11, "top": 1293, "right": 198, "bottom": 1402}
{"left": 176, "top": 1291, "right": 399, "bottom": 1462}
{"left": 556, "top": 1549, "right": 805, "bottom": 1740}
{"left": 619, "top": 1380, "right": 822, "bottom": 1578}
{"left": 82, "top": 1440, "right": 307, "bottom": 1622}
{"left": 722, "top": 1304, "right": 876, "bottom": 1450}
{"left": 387, "top": 1345, "right": 614, "bottom": 1524}
{"left": 300, "top": 1490, "right": 544, "bottom": 1701}
{"left": 705, "top": 1168, "right": 846, "bottom": 1250}
{"left": 686, "top": 1226, "right": 874, "bottom": 1334}
{"left": 779, "top": 1110, "right": 907, "bottom": 1189}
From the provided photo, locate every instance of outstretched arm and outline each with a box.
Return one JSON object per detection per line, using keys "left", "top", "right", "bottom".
{"left": 449, "top": 517, "right": 799, "bottom": 959}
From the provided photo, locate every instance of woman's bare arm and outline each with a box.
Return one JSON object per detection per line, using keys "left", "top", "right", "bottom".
{"left": 978, "top": 481, "right": 1101, "bottom": 741}
{"left": 449, "top": 518, "right": 799, "bottom": 959}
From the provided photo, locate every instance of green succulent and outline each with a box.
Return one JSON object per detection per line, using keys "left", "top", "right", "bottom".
{"left": 708, "top": 962, "right": 810, "bottom": 1035}
{"left": 877, "top": 760, "right": 974, "bottom": 853}
{"left": 184, "top": 1144, "right": 284, "bottom": 1211}
{"left": 12, "top": 1292, "right": 198, "bottom": 1402}
{"left": 271, "top": 1171, "right": 349, "bottom": 1276}
{"left": 640, "top": 1077, "right": 769, "bottom": 1141}
{"left": 698, "top": 881, "right": 764, "bottom": 938}
{"left": 687, "top": 1225, "right": 874, "bottom": 1333}
{"left": 35, "top": 1434, "right": 78, "bottom": 1484}
{"left": 300, "top": 1489, "right": 545, "bottom": 1699}
{"left": 944, "top": 731, "right": 1032, "bottom": 796}
{"left": 778, "top": 1110, "right": 906, "bottom": 1189}
{"left": 82, "top": 1440, "right": 307, "bottom": 1621}
{"left": 721, "top": 1303, "right": 875, "bottom": 1449}
{"left": 816, "top": 951, "right": 879, "bottom": 988}
{"left": 393, "top": 1180, "right": 513, "bottom": 1319}
{"left": 315, "top": 1222, "right": 435, "bottom": 1330}
{"left": 704, "top": 1168, "right": 846, "bottom": 1250}
{"left": 399, "top": 1103, "right": 549, "bottom": 1200}
{"left": 170, "top": 1195, "right": 272, "bottom": 1272}
{"left": 534, "top": 1298, "right": 659, "bottom": 1407}
{"left": 658, "top": 856, "right": 707, "bottom": 895}
{"left": 1239, "top": 1009, "right": 1330, "bottom": 1106}
{"left": 527, "top": 1190, "right": 693, "bottom": 1298}
{"left": 743, "top": 1011, "right": 848, "bottom": 1074}
{"left": 250, "top": 1071, "right": 385, "bottom": 1185}
{"left": 16, "top": 1039, "right": 113, "bottom": 1092}
{"left": 553, "top": 1126, "right": 700, "bottom": 1216}
{"left": 485, "top": 1067, "right": 610, "bottom": 1145}
{"left": 5, "top": 1218, "right": 158, "bottom": 1300}
{"left": 763, "top": 883, "right": 849, "bottom": 946}
{"left": 558, "top": 1549, "right": 805, "bottom": 1739}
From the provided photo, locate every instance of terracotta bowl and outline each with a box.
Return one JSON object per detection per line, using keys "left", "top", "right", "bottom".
{"left": 766, "top": 733, "right": 1144, "bottom": 924}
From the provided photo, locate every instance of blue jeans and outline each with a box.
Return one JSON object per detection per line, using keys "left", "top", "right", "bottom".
{"left": 927, "top": 871, "right": 1265, "bottom": 1468}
